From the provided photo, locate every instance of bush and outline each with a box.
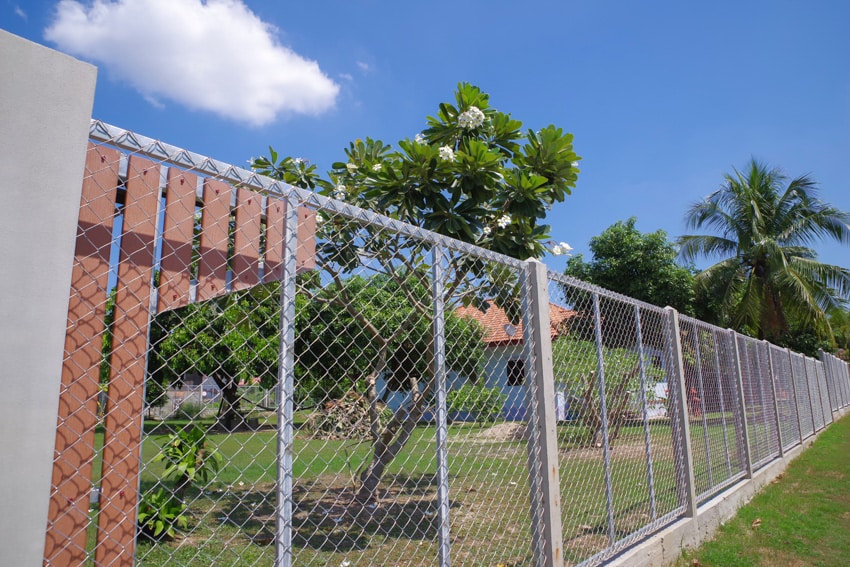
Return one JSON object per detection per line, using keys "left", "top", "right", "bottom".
{"left": 173, "top": 401, "right": 206, "bottom": 421}
{"left": 448, "top": 383, "right": 506, "bottom": 423}
{"left": 138, "top": 425, "right": 221, "bottom": 539}
{"left": 137, "top": 488, "right": 187, "bottom": 541}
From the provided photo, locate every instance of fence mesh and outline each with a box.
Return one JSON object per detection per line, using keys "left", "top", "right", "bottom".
{"left": 44, "top": 123, "right": 850, "bottom": 567}
{"left": 807, "top": 358, "right": 826, "bottom": 431}
{"left": 546, "top": 275, "right": 684, "bottom": 566}
{"left": 677, "top": 317, "right": 747, "bottom": 503}
{"left": 768, "top": 345, "right": 802, "bottom": 452}
{"left": 736, "top": 337, "right": 781, "bottom": 470}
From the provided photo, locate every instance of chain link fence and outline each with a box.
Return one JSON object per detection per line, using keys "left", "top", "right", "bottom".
{"left": 546, "top": 275, "right": 686, "bottom": 566}
{"left": 44, "top": 122, "right": 850, "bottom": 566}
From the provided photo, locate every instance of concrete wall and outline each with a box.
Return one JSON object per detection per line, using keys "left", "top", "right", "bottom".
{"left": 0, "top": 30, "right": 96, "bottom": 567}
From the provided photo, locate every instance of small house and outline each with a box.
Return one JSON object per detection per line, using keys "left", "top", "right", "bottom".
{"left": 454, "top": 301, "right": 578, "bottom": 420}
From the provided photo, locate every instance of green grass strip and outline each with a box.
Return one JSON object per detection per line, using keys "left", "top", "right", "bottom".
{"left": 680, "top": 413, "right": 850, "bottom": 567}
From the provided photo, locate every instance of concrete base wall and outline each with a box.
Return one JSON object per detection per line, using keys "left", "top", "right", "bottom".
{"left": 609, "top": 406, "right": 849, "bottom": 567}
{"left": 0, "top": 30, "right": 96, "bottom": 567}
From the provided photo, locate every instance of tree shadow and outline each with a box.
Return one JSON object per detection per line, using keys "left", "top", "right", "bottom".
{"left": 211, "top": 473, "right": 452, "bottom": 553}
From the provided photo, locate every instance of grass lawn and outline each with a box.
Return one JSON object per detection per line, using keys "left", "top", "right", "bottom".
{"left": 88, "top": 411, "right": 823, "bottom": 566}
{"left": 134, "top": 418, "right": 530, "bottom": 566}
{"left": 121, "top": 416, "right": 684, "bottom": 566}
{"left": 679, "top": 412, "right": 850, "bottom": 567}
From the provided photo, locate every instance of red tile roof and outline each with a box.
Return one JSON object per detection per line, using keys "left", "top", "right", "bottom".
{"left": 455, "top": 301, "right": 577, "bottom": 347}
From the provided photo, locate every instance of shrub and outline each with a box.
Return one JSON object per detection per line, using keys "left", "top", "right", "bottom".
{"left": 448, "top": 383, "right": 506, "bottom": 423}
{"left": 173, "top": 400, "right": 206, "bottom": 421}
{"left": 137, "top": 426, "right": 221, "bottom": 539}
{"left": 137, "top": 488, "right": 187, "bottom": 541}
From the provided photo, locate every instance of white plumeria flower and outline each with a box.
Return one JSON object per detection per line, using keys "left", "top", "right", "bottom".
{"left": 496, "top": 214, "right": 512, "bottom": 229}
{"left": 372, "top": 163, "right": 382, "bottom": 172}
{"left": 438, "top": 145, "right": 455, "bottom": 161}
{"left": 571, "top": 161, "right": 579, "bottom": 169}
{"left": 333, "top": 185, "right": 347, "bottom": 200}
{"left": 346, "top": 162, "right": 358, "bottom": 173}
{"left": 293, "top": 157, "right": 304, "bottom": 164}
{"left": 482, "top": 226, "right": 492, "bottom": 235}
{"left": 458, "top": 106, "right": 485, "bottom": 129}
{"left": 315, "top": 213, "right": 324, "bottom": 225}
{"left": 414, "top": 133, "right": 427, "bottom": 144}
{"left": 551, "top": 241, "right": 573, "bottom": 256}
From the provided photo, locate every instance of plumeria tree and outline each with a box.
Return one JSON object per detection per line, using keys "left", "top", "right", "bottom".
{"left": 253, "top": 83, "right": 580, "bottom": 503}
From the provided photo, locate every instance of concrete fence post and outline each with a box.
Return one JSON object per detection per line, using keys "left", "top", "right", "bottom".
{"left": 665, "top": 307, "right": 697, "bottom": 517}
{"left": 0, "top": 30, "right": 97, "bottom": 567}
{"left": 522, "top": 259, "right": 564, "bottom": 567}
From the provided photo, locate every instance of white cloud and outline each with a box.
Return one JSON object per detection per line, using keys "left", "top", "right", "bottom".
{"left": 356, "top": 60, "right": 371, "bottom": 73}
{"left": 44, "top": 0, "right": 339, "bottom": 127}
{"left": 14, "top": 5, "right": 27, "bottom": 20}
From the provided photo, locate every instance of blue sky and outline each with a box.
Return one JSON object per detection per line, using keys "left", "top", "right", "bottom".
{"left": 4, "top": 0, "right": 850, "bottom": 272}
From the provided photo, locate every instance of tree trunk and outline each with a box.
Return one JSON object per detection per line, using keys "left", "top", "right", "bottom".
{"left": 763, "top": 288, "right": 788, "bottom": 342}
{"left": 213, "top": 375, "right": 241, "bottom": 432}
{"left": 356, "top": 342, "right": 436, "bottom": 504}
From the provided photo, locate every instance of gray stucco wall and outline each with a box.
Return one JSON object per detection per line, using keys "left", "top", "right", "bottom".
{"left": 0, "top": 29, "right": 96, "bottom": 567}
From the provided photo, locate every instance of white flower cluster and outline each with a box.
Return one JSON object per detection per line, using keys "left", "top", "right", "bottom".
{"left": 346, "top": 163, "right": 358, "bottom": 173}
{"left": 293, "top": 157, "right": 305, "bottom": 165}
{"left": 439, "top": 145, "right": 455, "bottom": 161}
{"left": 372, "top": 163, "right": 382, "bottom": 172}
{"left": 414, "top": 133, "right": 427, "bottom": 144}
{"left": 482, "top": 226, "right": 492, "bottom": 235}
{"left": 496, "top": 214, "right": 512, "bottom": 229}
{"left": 333, "top": 184, "right": 347, "bottom": 200}
{"left": 458, "top": 106, "right": 485, "bottom": 129}
{"left": 551, "top": 241, "right": 573, "bottom": 256}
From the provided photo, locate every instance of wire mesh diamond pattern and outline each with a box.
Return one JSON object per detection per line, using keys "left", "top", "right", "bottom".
{"left": 42, "top": 124, "right": 850, "bottom": 567}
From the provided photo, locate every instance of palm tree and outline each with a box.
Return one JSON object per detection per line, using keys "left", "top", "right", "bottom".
{"left": 678, "top": 159, "right": 850, "bottom": 342}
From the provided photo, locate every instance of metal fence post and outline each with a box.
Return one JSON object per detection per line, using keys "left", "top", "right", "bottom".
{"left": 431, "top": 244, "right": 451, "bottom": 567}
{"left": 592, "top": 293, "right": 616, "bottom": 542}
{"left": 692, "top": 329, "right": 713, "bottom": 489}
{"left": 806, "top": 357, "right": 823, "bottom": 431}
{"left": 818, "top": 350, "right": 836, "bottom": 417}
{"left": 633, "top": 306, "right": 658, "bottom": 521}
{"left": 730, "top": 330, "right": 753, "bottom": 479}
{"left": 804, "top": 356, "right": 819, "bottom": 435}
{"left": 764, "top": 342, "right": 784, "bottom": 457}
{"left": 522, "top": 260, "right": 564, "bottom": 567}
{"left": 710, "top": 330, "right": 733, "bottom": 478}
{"left": 665, "top": 307, "right": 697, "bottom": 517}
{"left": 787, "top": 349, "right": 804, "bottom": 447}
{"left": 818, "top": 362, "right": 833, "bottom": 425}
{"left": 275, "top": 197, "right": 300, "bottom": 567}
